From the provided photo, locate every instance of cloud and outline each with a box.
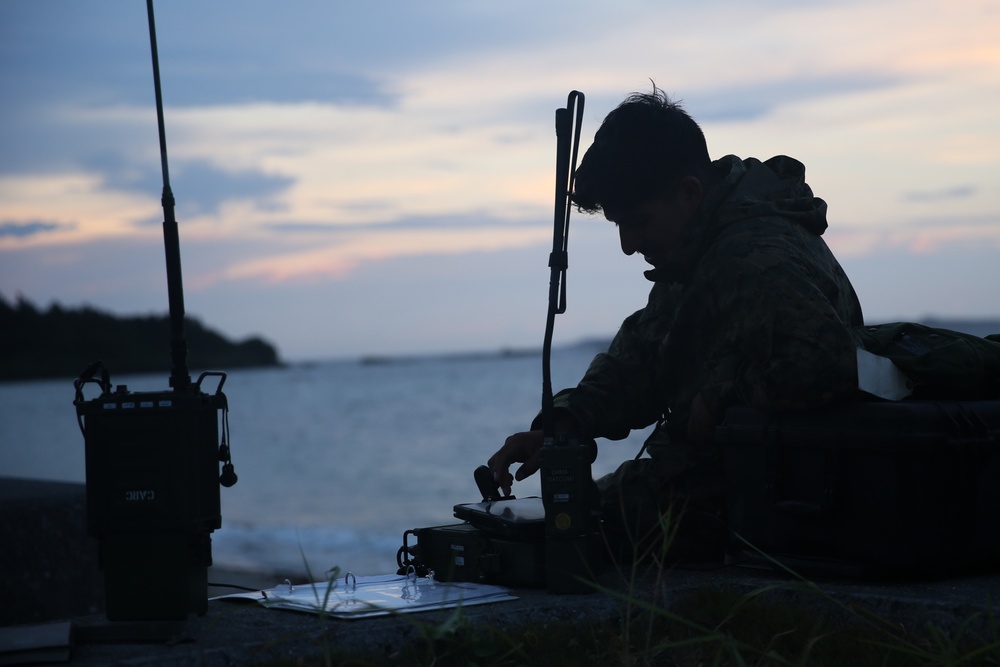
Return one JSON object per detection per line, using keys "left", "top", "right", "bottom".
{"left": 902, "top": 185, "right": 978, "bottom": 203}
{"left": 72, "top": 154, "right": 296, "bottom": 221}
{"left": 0, "top": 172, "right": 156, "bottom": 247}
{"left": 0, "top": 220, "right": 74, "bottom": 239}
{"left": 161, "top": 163, "right": 294, "bottom": 220}
{"left": 0, "top": 2, "right": 397, "bottom": 109}
{"left": 7, "top": 0, "right": 997, "bottom": 238}
{"left": 682, "top": 73, "right": 904, "bottom": 123}
{"left": 211, "top": 224, "right": 552, "bottom": 285}
{"left": 825, "top": 214, "right": 1000, "bottom": 257}
{"left": 839, "top": 243, "right": 1000, "bottom": 324}
{"left": 261, "top": 212, "right": 543, "bottom": 234}
{"left": 2, "top": 0, "right": 999, "bottom": 360}
{"left": 110, "top": 100, "right": 559, "bottom": 231}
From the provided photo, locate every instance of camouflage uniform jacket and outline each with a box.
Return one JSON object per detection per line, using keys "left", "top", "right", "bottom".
{"left": 551, "top": 154, "right": 864, "bottom": 448}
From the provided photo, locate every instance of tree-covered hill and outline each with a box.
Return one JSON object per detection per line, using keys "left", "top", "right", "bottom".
{"left": 0, "top": 294, "right": 280, "bottom": 381}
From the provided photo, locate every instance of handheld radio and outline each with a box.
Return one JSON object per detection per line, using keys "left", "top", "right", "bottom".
{"left": 538, "top": 91, "right": 602, "bottom": 594}
{"left": 396, "top": 92, "right": 599, "bottom": 591}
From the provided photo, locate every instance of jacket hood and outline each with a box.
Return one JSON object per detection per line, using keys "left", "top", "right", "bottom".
{"left": 647, "top": 154, "right": 828, "bottom": 283}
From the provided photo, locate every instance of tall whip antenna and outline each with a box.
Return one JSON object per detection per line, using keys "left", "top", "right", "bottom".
{"left": 147, "top": 0, "right": 190, "bottom": 390}
{"left": 541, "top": 91, "right": 585, "bottom": 438}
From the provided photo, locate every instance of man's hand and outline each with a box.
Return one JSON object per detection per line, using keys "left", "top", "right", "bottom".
{"left": 488, "top": 416, "right": 579, "bottom": 496}
{"left": 487, "top": 430, "right": 544, "bottom": 497}
{"left": 687, "top": 392, "right": 717, "bottom": 443}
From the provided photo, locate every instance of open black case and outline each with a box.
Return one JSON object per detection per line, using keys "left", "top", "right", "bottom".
{"left": 397, "top": 494, "right": 548, "bottom": 587}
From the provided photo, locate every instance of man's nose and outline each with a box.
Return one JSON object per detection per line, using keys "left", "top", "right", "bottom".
{"left": 619, "top": 226, "right": 640, "bottom": 256}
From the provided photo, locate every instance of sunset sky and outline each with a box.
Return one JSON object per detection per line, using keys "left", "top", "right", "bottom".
{"left": 2, "top": 0, "right": 998, "bottom": 361}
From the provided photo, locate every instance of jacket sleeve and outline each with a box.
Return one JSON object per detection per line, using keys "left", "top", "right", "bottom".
{"left": 545, "top": 282, "right": 679, "bottom": 440}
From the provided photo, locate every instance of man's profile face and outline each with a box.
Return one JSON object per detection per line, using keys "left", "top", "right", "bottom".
{"left": 602, "top": 177, "right": 703, "bottom": 268}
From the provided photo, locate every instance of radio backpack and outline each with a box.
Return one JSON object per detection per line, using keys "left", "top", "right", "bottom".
{"left": 855, "top": 322, "right": 1000, "bottom": 400}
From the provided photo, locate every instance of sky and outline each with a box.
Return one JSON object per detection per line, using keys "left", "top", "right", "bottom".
{"left": 1, "top": 0, "right": 998, "bottom": 362}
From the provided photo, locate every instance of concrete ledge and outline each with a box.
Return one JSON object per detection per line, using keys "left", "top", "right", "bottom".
{"left": 4, "top": 476, "right": 1000, "bottom": 666}
{"left": 54, "top": 566, "right": 1000, "bottom": 666}
{"left": 0, "top": 478, "right": 103, "bottom": 626}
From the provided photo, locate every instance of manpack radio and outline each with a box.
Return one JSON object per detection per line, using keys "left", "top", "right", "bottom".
{"left": 72, "top": 0, "right": 237, "bottom": 622}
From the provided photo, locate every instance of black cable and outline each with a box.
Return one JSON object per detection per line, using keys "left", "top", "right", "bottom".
{"left": 207, "top": 582, "right": 262, "bottom": 592}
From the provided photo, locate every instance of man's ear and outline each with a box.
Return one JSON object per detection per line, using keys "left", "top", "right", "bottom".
{"left": 676, "top": 176, "right": 705, "bottom": 210}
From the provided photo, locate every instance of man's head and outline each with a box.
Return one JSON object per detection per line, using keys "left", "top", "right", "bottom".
{"left": 573, "top": 89, "right": 714, "bottom": 266}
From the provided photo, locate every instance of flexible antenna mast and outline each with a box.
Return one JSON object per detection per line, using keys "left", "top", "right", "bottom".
{"left": 147, "top": 0, "right": 190, "bottom": 391}
{"left": 541, "top": 91, "right": 585, "bottom": 439}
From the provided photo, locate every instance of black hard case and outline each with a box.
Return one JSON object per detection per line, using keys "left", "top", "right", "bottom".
{"left": 400, "top": 498, "right": 548, "bottom": 587}
{"left": 717, "top": 400, "right": 1000, "bottom": 577}
{"left": 77, "top": 388, "right": 225, "bottom": 619}
{"left": 407, "top": 523, "right": 546, "bottom": 588}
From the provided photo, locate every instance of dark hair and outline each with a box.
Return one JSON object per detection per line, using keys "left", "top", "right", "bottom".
{"left": 572, "top": 87, "right": 711, "bottom": 214}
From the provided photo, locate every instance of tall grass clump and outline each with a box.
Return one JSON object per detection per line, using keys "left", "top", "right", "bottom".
{"left": 585, "top": 508, "right": 1000, "bottom": 666}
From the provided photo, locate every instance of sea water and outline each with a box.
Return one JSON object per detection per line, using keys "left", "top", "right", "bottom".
{"left": 0, "top": 343, "right": 652, "bottom": 578}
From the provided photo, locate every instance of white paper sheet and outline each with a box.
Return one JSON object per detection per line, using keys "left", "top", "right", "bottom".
{"left": 215, "top": 573, "right": 517, "bottom": 620}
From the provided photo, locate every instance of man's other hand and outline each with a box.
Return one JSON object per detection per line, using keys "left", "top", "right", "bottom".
{"left": 688, "top": 392, "right": 717, "bottom": 443}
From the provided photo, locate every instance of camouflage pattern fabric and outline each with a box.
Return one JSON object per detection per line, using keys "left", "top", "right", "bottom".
{"left": 551, "top": 155, "right": 865, "bottom": 559}
{"left": 595, "top": 442, "right": 728, "bottom": 563}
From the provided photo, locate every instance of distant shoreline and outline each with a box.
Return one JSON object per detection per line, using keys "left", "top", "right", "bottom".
{"left": 0, "top": 294, "right": 281, "bottom": 382}
{"left": 357, "top": 338, "right": 613, "bottom": 367}
{"left": 351, "top": 317, "right": 1000, "bottom": 367}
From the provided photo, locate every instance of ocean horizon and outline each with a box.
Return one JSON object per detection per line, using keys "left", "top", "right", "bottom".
{"left": 1, "top": 340, "right": 643, "bottom": 579}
